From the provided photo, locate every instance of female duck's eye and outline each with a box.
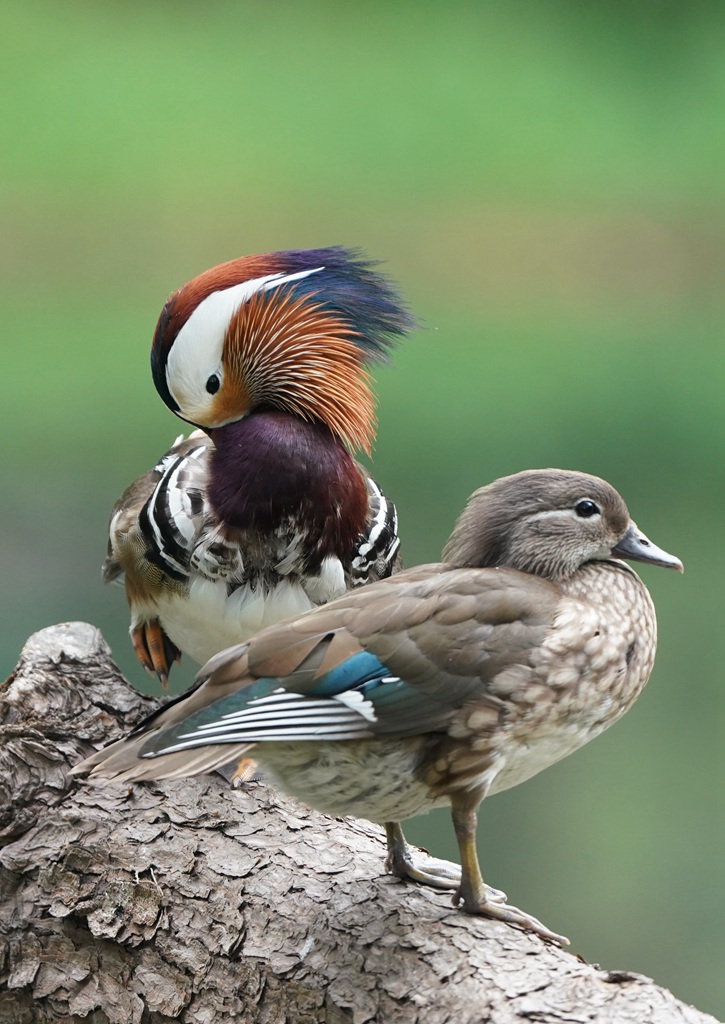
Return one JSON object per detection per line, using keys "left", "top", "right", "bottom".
{"left": 575, "top": 499, "right": 600, "bottom": 518}
{"left": 205, "top": 374, "right": 221, "bottom": 395}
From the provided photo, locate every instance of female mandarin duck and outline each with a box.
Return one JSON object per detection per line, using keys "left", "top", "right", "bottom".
{"left": 79, "top": 469, "right": 682, "bottom": 944}
{"left": 104, "top": 247, "right": 414, "bottom": 685}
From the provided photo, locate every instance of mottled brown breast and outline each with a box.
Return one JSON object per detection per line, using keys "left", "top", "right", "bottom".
{"left": 420, "top": 559, "right": 657, "bottom": 799}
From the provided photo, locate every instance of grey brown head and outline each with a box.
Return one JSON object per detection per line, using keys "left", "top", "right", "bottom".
{"left": 443, "top": 469, "right": 683, "bottom": 579}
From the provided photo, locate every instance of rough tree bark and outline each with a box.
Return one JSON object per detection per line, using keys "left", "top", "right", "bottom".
{"left": 0, "top": 623, "right": 719, "bottom": 1024}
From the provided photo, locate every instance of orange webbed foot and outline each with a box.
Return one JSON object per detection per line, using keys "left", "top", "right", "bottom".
{"left": 131, "top": 620, "right": 181, "bottom": 688}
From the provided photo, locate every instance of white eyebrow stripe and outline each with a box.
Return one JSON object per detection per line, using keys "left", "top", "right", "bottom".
{"left": 262, "top": 267, "right": 325, "bottom": 293}
{"left": 529, "top": 507, "right": 601, "bottom": 522}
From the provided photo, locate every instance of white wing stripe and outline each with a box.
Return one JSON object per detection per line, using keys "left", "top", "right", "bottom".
{"left": 181, "top": 715, "right": 366, "bottom": 737}
{"left": 174, "top": 687, "right": 380, "bottom": 743}
{"left": 157, "top": 722, "right": 371, "bottom": 754}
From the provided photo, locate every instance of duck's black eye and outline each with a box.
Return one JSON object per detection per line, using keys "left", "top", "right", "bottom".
{"left": 575, "top": 499, "right": 600, "bottom": 518}
{"left": 205, "top": 374, "right": 221, "bottom": 395}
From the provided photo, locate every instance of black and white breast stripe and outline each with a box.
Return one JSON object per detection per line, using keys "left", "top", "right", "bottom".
{"left": 351, "top": 478, "right": 401, "bottom": 585}
{"left": 139, "top": 443, "right": 210, "bottom": 581}
{"left": 139, "top": 442, "right": 400, "bottom": 591}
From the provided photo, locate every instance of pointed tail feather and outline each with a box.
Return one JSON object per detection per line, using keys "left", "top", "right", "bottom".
{"left": 71, "top": 735, "right": 254, "bottom": 783}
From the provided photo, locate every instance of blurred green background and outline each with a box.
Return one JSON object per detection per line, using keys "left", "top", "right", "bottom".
{"left": 2, "top": 0, "right": 724, "bottom": 1016}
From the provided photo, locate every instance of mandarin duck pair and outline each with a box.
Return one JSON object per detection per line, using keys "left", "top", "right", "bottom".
{"left": 79, "top": 247, "right": 682, "bottom": 945}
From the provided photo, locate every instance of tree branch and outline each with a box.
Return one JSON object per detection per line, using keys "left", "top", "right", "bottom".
{"left": 0, "top": 623, "right": 719, "bottom": 1023}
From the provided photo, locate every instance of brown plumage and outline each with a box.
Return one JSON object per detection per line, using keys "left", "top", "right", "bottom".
{"left": 79, "top": 469, "right": 682, "bottom": 944}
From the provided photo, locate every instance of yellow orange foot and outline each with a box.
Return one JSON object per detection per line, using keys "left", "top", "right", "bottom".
{"left": 230, "top": 758, "right": 260, "bottom": 784}
{"left": 214, "top": 757, "right": 260, "bottom": 786}
{"left": 131, "top": 619, "right": 181, "bottom": 688}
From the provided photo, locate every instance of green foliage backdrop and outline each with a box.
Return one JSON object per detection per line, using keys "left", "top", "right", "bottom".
{"left": 2, "top": 2, "right": 723, "bottom": 1015}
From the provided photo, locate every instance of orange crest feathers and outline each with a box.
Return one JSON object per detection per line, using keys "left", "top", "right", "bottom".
{"left": 225, "top": 288, "right": 377, "bottom": 453}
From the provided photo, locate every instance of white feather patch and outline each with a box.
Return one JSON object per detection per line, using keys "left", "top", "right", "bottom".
{"left": 334, "top": 689, "right": 378, "bottom": 722}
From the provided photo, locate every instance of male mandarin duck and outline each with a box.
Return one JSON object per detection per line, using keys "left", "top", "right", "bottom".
{"left": 104, "top": 247, "right": 414, "bottom": 685}
{"left": 78, "top": 469, "right": 682, "bottom": 943}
